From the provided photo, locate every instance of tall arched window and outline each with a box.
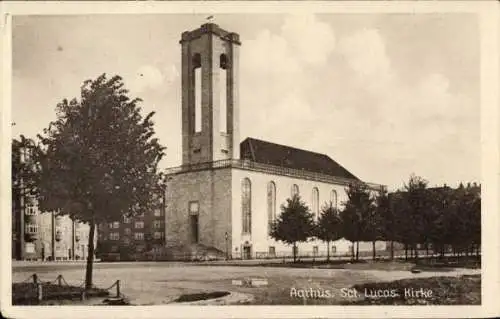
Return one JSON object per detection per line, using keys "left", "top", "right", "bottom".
{"left": 267, "top": 181, "right": 276, "bottom": 235}
{"left": 330, "top": 189, "right": 338, "bottom": 208}
{"left": 219, "top": 54, "right": 228, "bottom": 133}
{"left": 312, "top": 187, "right": 319, "bottom": 220}
{"left": 291, "top": 184, "right": 299, "bottom": 198}
{"left": 242, "top": 178, "right": 252, "bottom": 234}
{"left": 193, "top": 53, "right": 202, "bottom": 133}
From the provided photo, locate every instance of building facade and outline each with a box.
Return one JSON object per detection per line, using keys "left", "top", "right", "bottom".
{"left": 164, "top": 23, "right": 386, "bottom": 259}
{"left": 12, "top": 142, "right": 95, "bottom": 261}
{"left": 96, "top": 192, "right": 166, "bottom": 261}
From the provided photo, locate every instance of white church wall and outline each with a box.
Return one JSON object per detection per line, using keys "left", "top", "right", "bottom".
{"left": 231, "top": 168, "right": 386, "bottom": 258}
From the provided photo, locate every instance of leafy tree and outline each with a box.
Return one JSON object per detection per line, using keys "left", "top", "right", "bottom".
{"left": 389, "top": 190, "right": 411, "bottom": 259}
{"left": 362, "top": 189, "right": 384, "bottom": 261}
{"left": 36, "top": 74, "right": 166, "bottom": 289}
{"left": 403, "top": 174, "right": 428, "bottom": 261}
{"left": 371, "top": 187, "right": 390, "bottom": 260}
{"left": 315, "top": 202, "right": 342, "bottom": 262}
{"left": 379, "top": 188, "right": 398, "bottom": 259}
{"left": 468, "top": 184, "right": 481, "bottom": 256}
{"left": 341, "top": 182, "right": 374, "bottom": 261}
{"left": 449, "top": 183, "right": 481, "bottom": 258}
{"left": 425, "top": 186, "right": 451, "bottom": 258}
{"left": 270, "top": 194, "right": 314, "bottom": 262}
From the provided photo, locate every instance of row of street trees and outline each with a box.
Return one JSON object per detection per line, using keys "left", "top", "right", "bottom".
{"left": 270, "top": 176, "right": 481, "bottom": 263}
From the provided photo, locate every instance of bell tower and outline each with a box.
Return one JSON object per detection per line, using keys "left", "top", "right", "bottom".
{"left": 180, "top": 23, "right": 241, "bottom": 165}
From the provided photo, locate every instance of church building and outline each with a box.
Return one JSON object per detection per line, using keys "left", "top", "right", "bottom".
{"left": 164, "top": 23, "right": 385, "bottom": 259}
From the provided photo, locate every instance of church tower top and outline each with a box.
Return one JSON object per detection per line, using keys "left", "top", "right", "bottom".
{"left": 180, "top": 23, "right": 241, "bottom": 45}
{"left": 179, "top": 22, "right": 241, "bottom": 166}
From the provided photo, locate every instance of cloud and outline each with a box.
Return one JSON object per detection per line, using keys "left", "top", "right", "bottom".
{"left": 281, "top": 14, "right": 336, "bottom": 66}
{"left": 326, "top": 27, "right": 478, "bottom": 186}
{"left": 127, "top": 65, "right": 165, "bottom": 93}
{"left": 338, "top": 28, "right": 394, "bottom": 93}
{"left": 240, "top": 20, "right": 478, "bottom": 187}
{"left": 164, "top": 64, "right": 180, "bottom": 84}
{"left": 12, "top": 15, "right": 479, "bottom": 189}
{"left": 240, "top": 14, "right": 336, "bottom": 142}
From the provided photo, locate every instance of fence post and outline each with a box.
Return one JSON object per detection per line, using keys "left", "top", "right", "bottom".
{"left": 116, "top": 280, "right": 120, "bottom": 297}
{"left": 80, "top": 290, "right": 86, "bottom": 301}
{"left": 33, "top": 273, "right": 38, "bottom": 285}
{"left": 36, "top": 283, "right": 43, "bottom": 302}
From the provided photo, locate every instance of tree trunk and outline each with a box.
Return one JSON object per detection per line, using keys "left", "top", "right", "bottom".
{"left": 326, "top": 241, "right": 330, "bottom": 263}
{"left": 51, "top": 212, "right": 57, "bottom": 261}
{"left": 425, "top": 243, "right": 429, "bottom": 257}
{"left": 372, "top": 241, "right": 376, "bottom": 260}
{"left": 355, "top": 241, "right": 359, "bottom": 261}
{"left": 293, "top": 243, "right": 297, "bottom": 263}
{"left": 414, "top": 244, "right": 419, "bottom": 262}
{"left": 404, "top": 244, "right": 408, "bottom": 261}
{"left": 390, "top": 241, "right": 394, "bottom": 261}
{"left": 85, "top": 221, "right": 96, "bottom": 290}
{"left": 351, "top": 244, "right": 355, "bottom": 260}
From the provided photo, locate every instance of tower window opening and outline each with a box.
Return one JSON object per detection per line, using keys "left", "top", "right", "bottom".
{"left": 193, "top": 53, "right": 202, "bottom": 133}
{"left": 219, "top": 54, "right": 228, "bottom": 133}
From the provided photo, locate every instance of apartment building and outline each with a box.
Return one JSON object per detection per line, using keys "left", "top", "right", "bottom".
{"left": 12, "top": 194, "right": 96, "bottom": 261}
{"left": 12, "top": 141, "right": 96, "bottom": 261}
{"left": 96, "top": 193, "right": 166, "bottom": 261}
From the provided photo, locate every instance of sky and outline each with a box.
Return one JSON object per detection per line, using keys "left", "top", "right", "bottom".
{"left": 12, "top": 13, "right": 480, "bottom": 191}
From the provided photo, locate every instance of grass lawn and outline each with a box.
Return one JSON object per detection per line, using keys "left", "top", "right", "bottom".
{"left": 342, "top": 274, "right": 481, "bottom": 305}
{"left": 254, "top": 259, "right": 458, "bottom": 272}
{"left": 252, "top": 256, "right": 480, "bottom": 271}
{"left": 243, "top": 274, "right": 480, "bottom": 305}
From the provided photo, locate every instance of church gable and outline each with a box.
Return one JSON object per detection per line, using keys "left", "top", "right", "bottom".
{"left": 239, "top": 137, "right": 359, "bottom": 181}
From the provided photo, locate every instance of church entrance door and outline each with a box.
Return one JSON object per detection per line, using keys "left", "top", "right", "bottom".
{"left": 243, "top": 245, "right": 252, "bottom": 260}
{"left": 190, "top": 215, "right": 199, "bottom": 243}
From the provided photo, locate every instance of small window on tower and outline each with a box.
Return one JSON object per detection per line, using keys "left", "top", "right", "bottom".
{"left": 189, "top": 201, "right": 199, "bottom": 215}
